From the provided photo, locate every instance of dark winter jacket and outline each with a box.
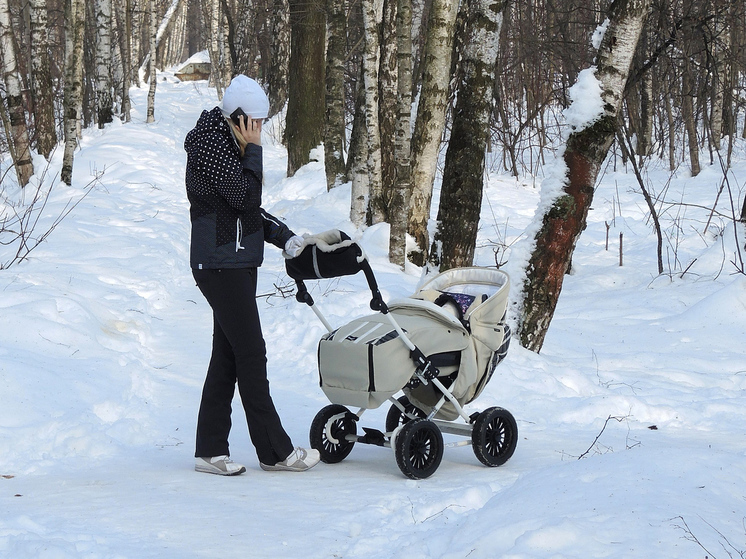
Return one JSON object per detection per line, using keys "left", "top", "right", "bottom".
{"left": 184, "top": 107, "right": 294, "bottom": 269}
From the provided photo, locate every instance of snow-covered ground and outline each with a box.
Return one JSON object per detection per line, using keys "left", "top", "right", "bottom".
{"left": 1, "top": 75, "right": 744, "bottom": 558}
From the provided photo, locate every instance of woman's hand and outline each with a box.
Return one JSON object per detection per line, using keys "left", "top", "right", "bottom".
{"left": 237, "top": 116, "right": 262, "bottom": 146}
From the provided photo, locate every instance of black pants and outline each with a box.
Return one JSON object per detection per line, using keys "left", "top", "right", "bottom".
{"left": 192, "top": 267, "right": 293, "bottom": 465}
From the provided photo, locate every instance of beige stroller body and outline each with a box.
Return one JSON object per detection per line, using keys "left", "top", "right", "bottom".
{"left": 286, "top": 232, "right": 517, "bottom": 479}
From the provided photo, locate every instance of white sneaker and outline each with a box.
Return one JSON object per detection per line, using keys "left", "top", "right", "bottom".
{"left": 195, "top": 455, "right": 246, "bottom": 476}
{"left": 260, "top": 447, "right": 320, "bottom": 472}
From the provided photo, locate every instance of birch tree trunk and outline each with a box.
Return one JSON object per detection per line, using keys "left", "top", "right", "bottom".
{"left": 349, "top": 67, "right": 369, "bottom": 227}
{"left": 429, "top": 0, "right": 507, "bottom": 271}
{"left": 388, "top": 0, "right": 413, "bottom": 267}
{"left": 95, "top": 0, "right": 113, "bottom": 127}
{"left": 114, "top": 0, "right": 132, "bottom": 122}
{"left": 407, "top": 0, "right": 459, "bottom": 264}
{"left": 286, "top": 0, "right": 325, "bottom": 176}
{"left": 139, "top": 0, "right": 184, "bottom": 83}
{"left": 268, "top": 0, "right": 290, "bottom": 118}
{"left": 146, "top": 0, "right": 157, "bottom": 123}
{"left": 378, "top": 0, "right": 398, "bottom": 221}
{"left": 29, "top": 0, "right": 57, "bottom": 159}
{"left": 519, "top": 0, "right": 652, "bottom": 352}
{"left": 324, "top": 0, "right": 347, "bottom": 190}
{"left": 709, "top": 5, "right": 727, "bottom": 150}
{"left": 362, "top": 0, "right": 385, "bottom": 224}
{"left": 62, "top": 0, "right": 86, "bottom": 186}
{"left": 204, "top": 0, "right": 224, "bottom": 98}
{"left": 681, "top": 57, "right": 700, "bottom": 176}
{"left": 0, "top": 0, "right": 33, "bottom": 186}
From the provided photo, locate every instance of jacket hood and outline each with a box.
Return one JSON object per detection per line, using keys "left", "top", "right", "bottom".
{"left": 184, "top": 107, "right": 231, "bottom": 156}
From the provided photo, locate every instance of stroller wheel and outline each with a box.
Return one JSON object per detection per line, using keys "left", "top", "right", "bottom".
{"left": 310, "top": 404, "right": 357, "bottom": 464}
{"left": 394, "top": 419, "right": 443, "bottom": 479}
{"left": 471, "top": 407, "right": 517, "bottom": 467}
{"left": 385, "top": 396, "right": 427, "bottom": 432}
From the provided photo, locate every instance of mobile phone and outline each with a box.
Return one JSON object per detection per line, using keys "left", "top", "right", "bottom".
{"left": 230, "top": 107, "right": 247, "bottom": 127}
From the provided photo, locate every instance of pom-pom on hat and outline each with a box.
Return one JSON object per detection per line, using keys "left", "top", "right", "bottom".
{"left": 221, "top": 75, "right": 269, "bottom": 119}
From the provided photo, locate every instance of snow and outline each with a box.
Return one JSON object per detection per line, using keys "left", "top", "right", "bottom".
{"left": 1, "top": 74, "right": 745, "bottom": 558}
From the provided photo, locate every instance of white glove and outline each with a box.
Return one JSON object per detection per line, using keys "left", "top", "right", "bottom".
{"left": 284, "top": 235, "right": 306, "bottom": 258}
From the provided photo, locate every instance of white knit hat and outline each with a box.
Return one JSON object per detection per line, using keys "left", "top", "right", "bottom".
{"left": 221, "top": 75, "right": 269, "bottom": 119}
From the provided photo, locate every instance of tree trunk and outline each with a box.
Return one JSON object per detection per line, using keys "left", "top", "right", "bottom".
{"left": 114, "top": 0, "right": 132, "bottom": 122}
{"left": 709, "top": 4, "right": 727, "bottom": 150}
{"left": 349, "top": 67, "right": 369, "bottom": 227}
{"left": 324, "top": 0, "right": 347, "bottom": 190}
{"left": 140, "top": 0, "right": 185, "bottom": 82}
{"left": 268, "top": 0, "right": 290, "bottom": 118}
{"left": 407, "top": 0, "right": 459, "bottom": 264}
{"left": 62, "top": 0, "right": 86, "bottom": 186}
{"left": 378, "top": 0, "right": 398, "bottom": 220}
{"left": 681, "top": 57, "right": 700, "bottom": 177}
{"left": 429, "top": 0, "right": 507, "bottom": 271}
{"left": 204, "top": 0, "right": 224, "bottom": 98}
{"left": 95, "top": 0, "right": 113, "bottom": 127}
{"left": 0, "top": 0, "right": 34, "bottom": 187}
{"left": 388, "top": 0, "right": 413, "bottom": 267}
{"left": 286, "top": 0, "right": 325, "bottom": 176}
{"left": 29, "top": 0, "right": 57, "bottom": 159}
{"left": 233, "top": 0, "right": 255, "bottom": 76}
{"left": 519, "top": 0, "right": 652, "bottom": 353}
{"left": 362, "top": 0, "right": 385, "bottom": 224}
{"left": 146, "top": 0, "right": 157, "bottom": 124}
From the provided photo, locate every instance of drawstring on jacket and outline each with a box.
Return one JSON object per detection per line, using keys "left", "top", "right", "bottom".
{"left": 235, "top": 217, "right": 244, "bottom": 252}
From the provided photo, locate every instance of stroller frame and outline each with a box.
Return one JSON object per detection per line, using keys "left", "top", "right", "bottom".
{"left": 288, "top": 233, "right": 517, "bottom": 479}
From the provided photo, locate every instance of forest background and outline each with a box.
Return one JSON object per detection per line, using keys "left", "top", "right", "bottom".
{"left": 0, "top": 0, "right": 745, "bottom": 349}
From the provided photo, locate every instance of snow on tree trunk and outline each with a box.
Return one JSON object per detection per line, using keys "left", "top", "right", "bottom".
{"left": 146, "top": 0, "right": 157, "bottom": 124}
{"left": 95, "top": 0, "right": 113, "bottom": 128}
{"left": 518, "top": 0, "right": 652, "bottom": 353}
{"left": 29, "top": 0, "right": 57, "bottom": 159}
{"left": 324, "top": 0, "right": 348, "bottom": 190}
{"left": 362, "top": 0, "right": 385, "bottom": 224}
{"left": 407, "top": 0, "right": 459, "bottom": 264}
{"left": 429, "top": 0, "right": 507, "bottom": 272}
{"left": 0, "top": 0, "right": 33, "bottom": 187}
{"left": 388, "top": 0, "right": 413, "bottom": 267}
{"left": 268, "top": 0, "right": 290, "bottom": 118}
{"left": 62, "top": 0, "right": 85, "bottom": 186}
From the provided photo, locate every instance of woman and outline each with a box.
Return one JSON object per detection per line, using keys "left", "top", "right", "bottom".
{"left": 184, "top": 75, "right": 319, "bottom": 475}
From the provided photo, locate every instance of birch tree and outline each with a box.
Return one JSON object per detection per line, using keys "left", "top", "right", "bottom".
{"left": 146, "top": 0, "right": 157, "bottom": 123}
{"left": 29, "top": 0, "right": 57, "bottom": 159}
{"left": 114, "top": 0, "right": 132, "bottom": 122}
{"left": 62, "top": 0, "right": 86, "bottom": 186}
{"left": 407, "top": 0, "right": 459, "bottom": 264}
{"left": 429, "top": 0, "right": 508, "bottom": 271}
{"left": 324, "top": 0, "right": 347, "bottom": 190}
{"left": 349, "top": 69, "right": 369, "bottom": 227}
{"left": 388, "top": 0, "right": 413, "bottom": 267}
{"left": 362, "top": 0, "right": 385, "bottom": 224}
{"left": 519, "top": 0, "right": 653, "bottom": 352}
{"left": 378, "top": 0, "right": 399, "bottom": 220}
{"left": 95, "top": 0, "right": 113, "bottom": 127}
{"left": 0, "top": 0, "right": 33, "bottom": 186}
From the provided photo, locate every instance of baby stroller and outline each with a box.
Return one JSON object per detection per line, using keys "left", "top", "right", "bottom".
{"left": 286, "top": 231, "right": 517, "bottom": 479}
